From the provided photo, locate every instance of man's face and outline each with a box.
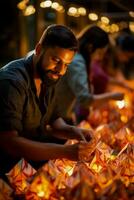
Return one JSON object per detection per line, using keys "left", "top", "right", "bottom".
{"left": 36, "top": 46, "right": 75, "bottom": 83}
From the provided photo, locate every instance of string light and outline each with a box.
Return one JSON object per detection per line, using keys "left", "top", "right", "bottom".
{"left": 23, "top": 5, "right": 35, "bottom": 16}
{"left": 110, "top": 23, "right": 119, "bottom": 33}
{"left": 68, "top": 7, "right": 78, "bottom": 16}
{"left": 88, "top": 13, "right": 98, "bottom": 21}
{"left": 78, "top": 7, "right": 87, "bottom": 16}
{"left": 56, "top": 5, "right": 65, "bottom": 13}
{"left": 17, "top": 0, "right": 132, "bottom": 33}
{"left": 51, "top": 2, "right": 59, "bottom": 9}
{"left": 17, "top": 0, "right": 29, "bottom": 10}
{"left": 129, "top": 11, "right": 134, "bottom": 18}
{"left": 129, "top": 22, "right": 134, "bottom": 32}
{"left": 40, "top": 0, "right": 52, "bottom": 8}
{"left": 101, "top": 16, "right": 110, "bottom": 25}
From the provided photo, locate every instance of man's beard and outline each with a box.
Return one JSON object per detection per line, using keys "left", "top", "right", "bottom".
{"left": 36, "top": 56, "right": 61, "bottom": 86}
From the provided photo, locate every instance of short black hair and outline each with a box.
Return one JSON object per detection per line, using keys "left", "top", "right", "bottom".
{"left": 39, "top": 24, "right": 78, "bottom": 51}
{"left": 116, "top": 33, "right": 134, "bottom": 52}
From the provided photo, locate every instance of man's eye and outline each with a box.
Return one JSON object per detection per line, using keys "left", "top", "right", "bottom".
{"left": 52, "top": 58, "right": 60, "bottom": 63}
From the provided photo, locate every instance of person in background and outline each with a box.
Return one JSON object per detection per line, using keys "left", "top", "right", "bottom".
{"left": 0, "top": 24, "right": 93, "bottom": 181}
{"left": 108, "top": 33, "right": 134, "bottom": 80}
{"left": 89, "top": 32, "right": 134, "bottom": 94}
{"left": 54, "top": 25, "right": 124, "bottom": 124}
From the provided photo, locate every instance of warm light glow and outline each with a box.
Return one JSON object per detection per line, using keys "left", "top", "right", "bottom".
{"left": 33, "top": 175, "right": 53, "bottom": 199}
{"left": 90, "top": 163, "right": 102, "bottom": 172}
{"left": 68, "top": 7, "right": 77, "bottom": 16}
{"left": 103, "top": 25, "right": 110, "bottom": 33}
{"left": 23, "top": 5, "right": 35, "bottom": 16}
{"left": 101, "top": 16, "right": 110, "bottom": 24}
{"left": 129, "top": 22, "right": 134, "bottom": 32}
{"left": 109, "top": 154, "right": 116, "bottom": 161}
{"left": 37, "top": 190, "right": 45, "bottom": 197}
{"left": 129, "top": 11, "right": 134, "bottom": 17}
{"left": 78, "top": 7, "right": 87, "bottom": 16}
{"left": 51, "top": 2, "right": 59, "bottom": 9}
{"left": 88, "top": 13, "right": 98, "bottom": 21}
{"left": 120, "top": 115, "right": 128, "bottom": 123}
{"left": 110, "top": 23, "right": 119, "bottom": 33}
{"left": 17, "top": 0, "right": 29, "bottom": 10}
{"left": 40, "top": 0, "right": 52, "bottom": 8}
{"left": 64, "top": 165, "right": 74, "bottom": 176}
{"left": 56, "top": 5, "right": 65, "bottom": 13}
{"left": 116, "top": 100, "right": 125, "bottom": 109}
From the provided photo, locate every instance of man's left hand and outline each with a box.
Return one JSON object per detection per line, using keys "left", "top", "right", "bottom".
{"left": 72, "top": 126, "right": 94, "bottom": 142}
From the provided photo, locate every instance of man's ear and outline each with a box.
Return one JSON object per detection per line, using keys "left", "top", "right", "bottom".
{"left": 35, "top": 43, "right": 42, "bottom": 56}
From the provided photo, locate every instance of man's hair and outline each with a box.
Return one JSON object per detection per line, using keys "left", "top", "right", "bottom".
{"left": 39, "top": 24, "right": 78, "bottom": 51}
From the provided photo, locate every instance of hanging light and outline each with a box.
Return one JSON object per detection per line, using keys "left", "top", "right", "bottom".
{"left": 40, "top": 0, "right": 52, "bottom": 8}
{"left": 129, "top": 11, "right": 134, "bottom": 18}
{"left": 68, "top": 7, "right": 77, "bottom": 16}
{"left": 56, "top": 5, "right": 65, "bottom": 13}
{"left": 51, "top": 2, "right": 59, "bottom": 9}
{"left": 129, "top": 22, "right": 134, "bottom": 32}
{"left": 101, "top": 16, "right": 110, "bottom": 25}
{"left": 17, "top": 0, "right": 29, "bottom": 10}
{"left": 23, "top": 5, "right": 35, "bottom": 16}
{"left": 88, "top": 13, "right": 98, "bottom": 21}
{"left": 78, "top": 7, "right": 86, "bottom": 16}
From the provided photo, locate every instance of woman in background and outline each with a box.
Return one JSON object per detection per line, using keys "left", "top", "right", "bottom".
{"left": 54, "top": 25, "right": 124, "bottom": 124}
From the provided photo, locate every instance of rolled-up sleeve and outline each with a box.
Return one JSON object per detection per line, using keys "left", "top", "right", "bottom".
{"left": 0, "top": 80, "right": 26, "bottom": 132}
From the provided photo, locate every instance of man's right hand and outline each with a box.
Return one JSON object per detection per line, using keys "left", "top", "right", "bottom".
{"left": 65, "top": 138, "right": 97, "bottom": 162}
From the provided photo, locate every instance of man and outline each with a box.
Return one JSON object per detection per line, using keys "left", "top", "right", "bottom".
{"left": 0, "top": 24, "right": 92, "bottom": 180}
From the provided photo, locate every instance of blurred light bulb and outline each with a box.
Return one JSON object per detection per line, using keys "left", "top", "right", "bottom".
{"left": 23, "top": 5, "right": 35, "bottom": 16}
{"left": 101, "top": 16, "right": 110, "bottom": 24}
{"left": 40, "top": 0, "right": 52, "bottom": 8}
{"left": 88, "top": 13, "right": 98, "bottom": 21}
{"left": 78, "top": 7, "right": 86, "bottom": 16}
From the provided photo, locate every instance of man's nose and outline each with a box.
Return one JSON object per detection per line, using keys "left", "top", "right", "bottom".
{"left": 55, "top": 62, "right": 67, "bottom": 75}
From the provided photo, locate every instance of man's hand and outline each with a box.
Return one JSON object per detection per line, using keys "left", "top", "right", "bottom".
{"left": 71, "top": 126, "right": 94, "bottom": 142}
{"left": 50, "top": 118, "right": 94, "bottom": 141}
{"left": 65, "top": 138, "right": 97, "bottom": 161}
{"left": 78, "top": 139, "right": 98, "bottom": 162}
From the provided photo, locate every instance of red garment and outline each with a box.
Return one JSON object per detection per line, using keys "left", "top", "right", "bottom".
{"left": 90, "top": 60, "right": 109, "bottom": 94}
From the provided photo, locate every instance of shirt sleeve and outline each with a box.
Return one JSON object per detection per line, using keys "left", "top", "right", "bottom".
{"left": 66, "top": 54, "right": 93, "bottom": 107}
{"left": 0, "top": 80, "right": 26, "bottom": 132}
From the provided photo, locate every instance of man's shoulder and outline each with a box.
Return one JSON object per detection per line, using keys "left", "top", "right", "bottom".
{"left": 0, "top": 54, "right": 33, "bottom": 88}
{"left": 73, "top": 53, "right": 85, "bottom": 62}
{"left": 69, "top": 53, "right": 86, "bottom": 69}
